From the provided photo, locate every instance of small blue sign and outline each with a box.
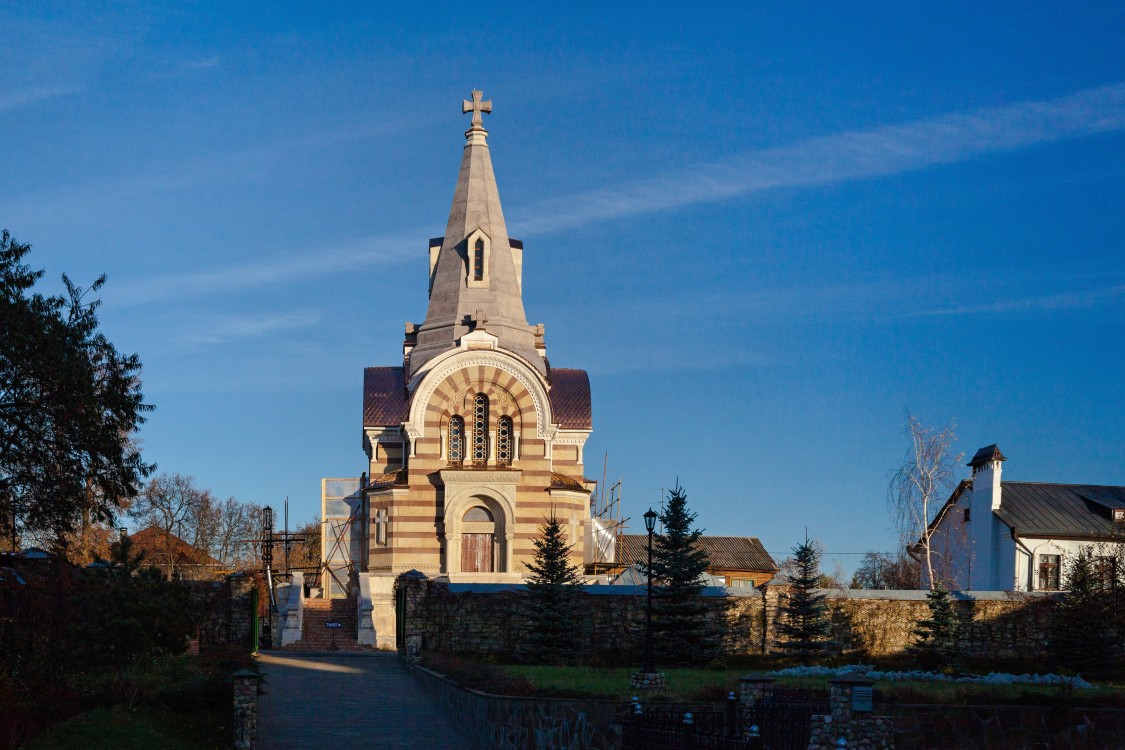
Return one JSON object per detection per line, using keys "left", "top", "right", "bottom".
{"left": 325, "top": 621, "right": 343, "bottom": 629}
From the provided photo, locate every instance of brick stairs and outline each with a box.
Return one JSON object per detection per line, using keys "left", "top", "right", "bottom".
{"left": 285, "top": 597, "right": 367, "bottom": 651}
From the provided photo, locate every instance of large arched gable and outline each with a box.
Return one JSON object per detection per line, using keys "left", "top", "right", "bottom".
{"left": 403, "top": 350, "right": 553, "bottom": 443}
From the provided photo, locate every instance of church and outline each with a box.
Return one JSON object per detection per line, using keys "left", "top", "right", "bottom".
{"left": 316, "top": 92, "right": 595, "bottom": 643}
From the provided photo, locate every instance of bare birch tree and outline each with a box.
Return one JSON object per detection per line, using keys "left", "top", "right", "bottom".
{"left": 888, "top": 414, "right": 963, "bottom": 589}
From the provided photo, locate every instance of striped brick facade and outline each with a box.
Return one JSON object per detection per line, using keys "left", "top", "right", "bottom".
{"left": 351, "top": 95, "right": 594, "bottom": 586}
{"left": 364, "top": 348, "right": 592, "bottom": 580}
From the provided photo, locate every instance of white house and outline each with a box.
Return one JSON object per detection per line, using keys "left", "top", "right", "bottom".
{"left": 924, "top": 444, "right": 1125, "bottom": 591}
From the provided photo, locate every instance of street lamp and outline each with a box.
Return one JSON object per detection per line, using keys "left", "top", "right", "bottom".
{"left": 642, "top": 507, "right": 658, "bottom": 673}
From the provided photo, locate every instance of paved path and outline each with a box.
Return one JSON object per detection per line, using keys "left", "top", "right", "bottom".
{"left": 256, "top": 652, "right": 473, "bottom": 750}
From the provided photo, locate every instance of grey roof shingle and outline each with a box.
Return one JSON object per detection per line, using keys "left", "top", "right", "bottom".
{"left": 616, "top": 535, "right": 777, "bottom": 573}
{"left": 996, "top": 482, "right": 1125, "bottom": 538}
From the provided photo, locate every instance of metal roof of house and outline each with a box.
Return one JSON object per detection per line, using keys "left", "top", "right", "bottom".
{"left": 995, "top": 482, "right": 1125, "bottom": 539}
{"left": 616, "top": 535, "right": 777, "bottom": 573}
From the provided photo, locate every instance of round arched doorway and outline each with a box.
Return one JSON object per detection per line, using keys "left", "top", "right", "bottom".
{"left": 461, "top": 505, "right": 496, "bottom": 573}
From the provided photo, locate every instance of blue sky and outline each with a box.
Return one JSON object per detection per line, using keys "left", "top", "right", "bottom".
{"left": 2, "top": 3, "right": 1123, "bottom": 572}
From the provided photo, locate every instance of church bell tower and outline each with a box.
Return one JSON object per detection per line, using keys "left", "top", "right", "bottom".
{"left": 322, "top": 93, "right": 595, "bottom": 647}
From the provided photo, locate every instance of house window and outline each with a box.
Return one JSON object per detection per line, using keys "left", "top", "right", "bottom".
{"left": 963, "top": 508, "right": 971, "bottom": 523}
{"left": 473, "top": 239, "right": 485, "bottom": 281}
{"left": 472, "top": 394, "right": 489, "bottom": 466}
{"left": 496, "top": 417, "right": 513, "bottom": 466}
{"left": 1038, "top": 554, "right": 1061, "bottom": 591}
{"left": 448, "top": 416, "right": 464, "bottom": 466}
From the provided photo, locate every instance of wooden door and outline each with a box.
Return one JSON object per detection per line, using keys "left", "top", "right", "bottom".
{"left": 461, "top": 533, "right": 494, "bottom": 573}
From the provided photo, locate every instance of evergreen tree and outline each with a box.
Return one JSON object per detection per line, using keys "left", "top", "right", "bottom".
{"left": 1049, "top": 546, "right": 1119, "bottom": 677}
{"left": 1, "top": 230, "right": 154, "bottom": 549}
{"left": 645, "top": 482, "right": 715, "bottom": 665}
{"left": 523, "top": 514, "right": 586, "bottom": 665}
{"left": 910, "top": 584, "right": 961, "bottom": 668}
{"left": 778, "top": 535, "right": 830, "bottom": 659}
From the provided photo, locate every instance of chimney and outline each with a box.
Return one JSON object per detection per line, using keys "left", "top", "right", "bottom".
{"left": 967, "top": 444, "right": 1006, "bottom": 590}
{"left": 969, "top": 444, "right": 1006, "bottom": 511}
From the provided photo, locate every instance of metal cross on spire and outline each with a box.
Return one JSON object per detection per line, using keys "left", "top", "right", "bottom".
{"left": 462, "top": 90, "right": 492, "bottom": 129}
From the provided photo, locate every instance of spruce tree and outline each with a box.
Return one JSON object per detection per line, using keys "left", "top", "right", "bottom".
{"left": 911, "top": 584, "right": 961, "bottom": 668}
{"left": 778, "top": 535, "right": 830, "bottom": 659}
{"left": 646, "top": 482, "right": 715, "bottom": 665}
{"left": 1049, "top": 546, "right": 1119, "bottom": 677}
{"left": 523, "top": 514, "right": 586, "bottom": 665}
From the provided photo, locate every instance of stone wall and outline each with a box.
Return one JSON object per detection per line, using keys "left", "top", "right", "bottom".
{"left": 398, "top": 576, "right": 759, "bottom": 663}
{"left": 398, "top": 575, "right": 1058, "bottom": 661}
{"left": 188, "top": 571, "right": 260, "bottom": 652}
{"left": 814, "top": 591, "right": 1054, "bottom": 659}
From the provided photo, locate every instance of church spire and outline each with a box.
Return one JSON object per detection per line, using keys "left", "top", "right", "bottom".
{"left": 408, "top": 91, "right": 544, "bottom": 378}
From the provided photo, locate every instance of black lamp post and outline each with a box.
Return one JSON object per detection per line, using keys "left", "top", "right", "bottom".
{"left": 642, "top": 507, "right": 658, "bottom": 673}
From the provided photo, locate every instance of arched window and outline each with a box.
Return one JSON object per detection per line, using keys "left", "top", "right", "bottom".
{"left": 473, "top": 239, "right": 485, "bottom": 281}
{"left": 472, "top": 394, "right": 489, "bottom": 466}
{"left": 463, "top": 506, "right": 493, "bottom": 522}
{"left": 448, "top": 416, "right": 464, "bottom": 466}
{"left": 497, "top": 416, "right": 513, "bottom": 466}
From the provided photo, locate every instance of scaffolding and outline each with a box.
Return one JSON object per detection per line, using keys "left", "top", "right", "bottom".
{"left": 586, "top": 454, "right": 628, "bottom": 574}
{"left": 321, "top": 478, "right": 365, "bottom": 599}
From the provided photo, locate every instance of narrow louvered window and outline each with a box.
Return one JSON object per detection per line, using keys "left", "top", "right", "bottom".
{"left": 472, "top": 394, "right": 489, "bottom": 466}
{"left": 473, "top": 239, "right": 485, "bottom": 281}
{"left": 448, "top": 416, "right": 464, "bottom": 466}
{"left": 497, "top": 417, "right": 513, "bottom": 466}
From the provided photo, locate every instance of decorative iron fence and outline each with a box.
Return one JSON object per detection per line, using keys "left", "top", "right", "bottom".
{"left": 619, "top": 691, "right": 828, "bottom": 750}
{"left": 744, "top": 687, "right": 829, "bottom": 750}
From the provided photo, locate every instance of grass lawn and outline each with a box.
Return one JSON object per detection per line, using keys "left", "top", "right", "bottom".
{"left": 22, "top": 705, "right": 226, "bottom": 750}
{"left": 497, "top": 664, "right": 1125, "bottom": 707}
{"left": 13, "top": 650, "right": 246, "bottom": 750}
{"left": 499, "top": 665, "right": 731, "bottom": 700}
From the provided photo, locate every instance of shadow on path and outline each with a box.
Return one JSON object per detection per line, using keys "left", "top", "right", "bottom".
{"left": 257, "top": 651, "right": 473, "bottom": 750}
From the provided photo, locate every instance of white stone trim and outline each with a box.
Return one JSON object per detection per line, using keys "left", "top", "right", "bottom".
{"left": 553, "top": 429, "right": 592, "bottom": 464}
{"left": 405, "top": 350, "right": 553, "bottom": 440}
{"left": 465, "top": 228, "right": 491, "bottom": 289}
{"left": 439, "top": 468, "right": 520, "bottom": 575}
{"left": 364, "top": 426, "right": 404, "bottom": 462}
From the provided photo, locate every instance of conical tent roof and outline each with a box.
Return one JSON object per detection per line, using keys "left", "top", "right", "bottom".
{"left": 409, "top": 93, "right": 543, "bottom": 377}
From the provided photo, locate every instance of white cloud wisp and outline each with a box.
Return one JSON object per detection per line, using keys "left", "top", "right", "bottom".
{"left": 512, "top": 82, "right": 1125, "bottom": 236}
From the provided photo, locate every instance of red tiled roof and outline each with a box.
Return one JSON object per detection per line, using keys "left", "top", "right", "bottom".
{"left": 549, "top": 368, "right": 592, "bottom": 429}
{"left": 363, "top": 367, "right": 409, "bottom": 427}
{"left": 130, "top": 526, "right": 221, "bottom": 567}
{"left": 616, "top": 535, "right": 777, "bottom": 573}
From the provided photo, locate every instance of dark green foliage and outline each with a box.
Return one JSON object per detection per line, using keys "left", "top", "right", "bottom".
{"left": 523, "top": 515, "right": 586, "bottom": 665}
{"left": 1049, "top": 546, "right": 1120, "bottom": 678}
{"left": 778, "top": 536, "right": 830, "bottom": 658}
{"left": 911, "top": 585, "right": 962, "bottom": 668}
{"left": 0, "top": 230, "right": 154, "bottom": 548}
{"left": 645, "top": 482, "right": 717, "bottom": 665}
{"left": 74, "top": 535, "right": 197, "bottom": 670}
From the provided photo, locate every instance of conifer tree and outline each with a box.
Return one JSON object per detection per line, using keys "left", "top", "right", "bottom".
{"left": 910, "top": 584, "right": 961, "bottom": 668}
{"left": 646, "top": 482, "right": 716, "bottom": 665}
{"left": 778, "top": 535, "right": 830, "bottom": 659}
{"left": 1049, "top": 546, "right": 1119, "bottom": 677}
{"left": 524, "top": 514, "right": 586, "bottom": 665}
